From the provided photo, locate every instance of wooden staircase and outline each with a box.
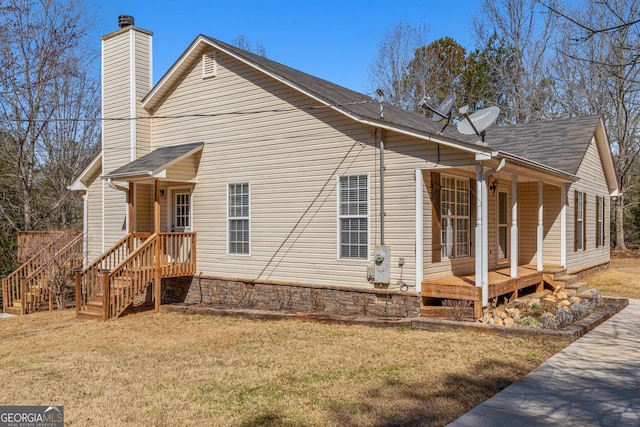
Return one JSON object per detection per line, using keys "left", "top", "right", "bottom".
{"left": 2, "top": 231, "right": 83, "bottom": 315}
{"left": 76, "top": 232, "right": 196, "bottom": 320}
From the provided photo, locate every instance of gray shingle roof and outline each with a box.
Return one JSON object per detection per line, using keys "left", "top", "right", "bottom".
{"left": 202, "top": 36, "right": 482, "bottom": 151}
{"left": 204, "top": 36, "right": 603, "bottom": 176}
{"left": 482, "top": 115, "right": 602, "bottom": 175}
{"left": 103, "top": 142, "right": 203, "bottom": 179}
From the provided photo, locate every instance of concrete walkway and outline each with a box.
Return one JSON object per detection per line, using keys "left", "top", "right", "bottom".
{"left": 449, "top": 299, "right": 640, "bottom": 426}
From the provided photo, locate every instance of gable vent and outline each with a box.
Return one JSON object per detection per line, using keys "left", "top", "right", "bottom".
{"left": 202, "top": 52, "right": 217, "bottom": 78}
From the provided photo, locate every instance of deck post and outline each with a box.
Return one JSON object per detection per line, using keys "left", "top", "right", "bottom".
{"left": 1, "top": 276, "right": 6, "bottom": 313}
{"left": 537, "top": 181, "right": 544, "bottom": 271}
{"left": 74, "top": 268, "right": 82, "bottom": 315}
{"left": 20, "top": 276, "right": 26, "bottom": 315}
{"left": 128, "top": 182, "right": 135, "bottom": 251}
{"left": 154, "top": 180, "right": 162, "bottom": 312}
{"left": 511, "top": 175, "right": 519, "bottom": 278}
{"left": 475, "top": 166, "right": 486, "bottom": 305}
{"left": 102, "top": 270, "right": 110, "bottom": 321}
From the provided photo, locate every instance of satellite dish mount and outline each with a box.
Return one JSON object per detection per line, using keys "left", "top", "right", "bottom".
{"left": 418, "top": 92, "right": 456, "bottom": 134}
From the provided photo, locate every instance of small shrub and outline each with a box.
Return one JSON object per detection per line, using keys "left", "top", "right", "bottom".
{"left": 516, "top": 317, "right": 541, "bottom": 327}
{"left": 443, "top": 299, "right": 472, "bottom": 321}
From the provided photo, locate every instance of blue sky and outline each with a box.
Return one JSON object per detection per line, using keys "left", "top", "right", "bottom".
{"left": 90, "top": 0, "right": 483, "bottom": 93}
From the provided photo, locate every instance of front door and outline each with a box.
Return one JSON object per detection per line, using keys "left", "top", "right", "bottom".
{"left": 172, "top": 190, "right": 191, "bottom": 232}
{"left": 167, "top": 189, "right": 192, "bottom": 263}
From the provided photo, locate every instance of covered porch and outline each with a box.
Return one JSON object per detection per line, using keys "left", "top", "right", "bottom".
{"left": 74, "top": 143, "right": 202, "bottom": 320}
{"left": 415, "top": 151, "right": 577, "bottom": 320}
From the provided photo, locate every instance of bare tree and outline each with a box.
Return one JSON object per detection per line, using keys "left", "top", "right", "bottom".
{"left": 472, "top": 0, "right": 560, "bottom": 123}
{"left": 232, "top": 34, "right": 267, "bottom": 57}
{"left": 368, "top": 21, "right": 430, "bottom": 110}
{"left": 0, "top": 0, "right": 99, "bottom": 233}
{"left": 548, "top": 0, "right": 640, "bottom": 249}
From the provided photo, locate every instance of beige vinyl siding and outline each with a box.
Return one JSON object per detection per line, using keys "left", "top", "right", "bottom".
{"left": 101, "top": 28, "right": 152, "bottom": 250}
{"left": 567, "top": 137, "right": 610, "bottom": 272}
{"left": 102, "top": 33, "right": 132, "bottom": 172}
{"left": 86, "top": 173, "right": 103, "bottom": 262}
{"left": 543, "top": 184, "right": 562, "bottom": 266}
{"left": 518, "top": 182, "right": 538, "bottom": 265}
{"left": 134, "top": 30, "right": 152, "bottom": 158}
{"left": 135, "top": 183, "right": 153, "bottom": 233}
{"left": 147, "top": 49, "right": 487, "bottom": 288}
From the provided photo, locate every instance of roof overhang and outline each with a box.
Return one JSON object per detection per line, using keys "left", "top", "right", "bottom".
{"left": 69, "top": 153, "right": 102, "bottom": 192}
{"left": 102, "top": 142, "right": 203, "bottom": 182}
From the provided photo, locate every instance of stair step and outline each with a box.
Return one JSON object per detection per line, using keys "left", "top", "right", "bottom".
{"left": 420, "top": 305, "right": 474, "bottom": 320}
{"left": 577, "top": 287, "right": 598, "bottom": 298}
{"left": 86, "top": 301, "right": 104, "bottom": 313}
{"left": 77, "top": 310, "right": 102, "bottom": 320}
{"left": 4, "top": 307, "right": 21, "bottom": 315}
{"left": 567, "top": 281, "right": 589, "bottom": 292}
{"left": 555, "top": 274, "right": 578, "bottom": 285}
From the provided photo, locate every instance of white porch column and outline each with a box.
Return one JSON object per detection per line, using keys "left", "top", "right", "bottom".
{"left": 475, "top": 166, "right": 484, "bottom": 297}
{"left": 560, "top": 183, "right": 568, "bottom": 268}
{"left": 537, "top": 181, "right": 544, "bottom": 271}
{"left": 482, "top": 173, "right": 489, "bottom": 306}
{"left": 510, "top": 175, "right": 518, "bottom": 278}
{"left": 475, "top": 165, "right": 489, "bottom": 306}
{"left": 415, "top": 169, "right": 423, "bottom": 292}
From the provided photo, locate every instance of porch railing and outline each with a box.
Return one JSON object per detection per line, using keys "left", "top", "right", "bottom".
{"left": 76, "top": 232, "right": 151, "bottom": 314}
{"left": 2, "top": 231, "right": 83, "bottom": 314}
{"left": 77, "top": 232, "right": 196, "bottom": 320}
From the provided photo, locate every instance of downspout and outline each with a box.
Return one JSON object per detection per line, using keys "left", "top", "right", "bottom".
{"left": 377, "top": 89, "right": 385, "bottom": 245}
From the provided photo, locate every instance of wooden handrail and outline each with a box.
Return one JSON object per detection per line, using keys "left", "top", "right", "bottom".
{"left": 2, "top": 231, "right": 83, "bottom": 314}
{"left": 77, "top": 232, "right": 196, "bottom": 320}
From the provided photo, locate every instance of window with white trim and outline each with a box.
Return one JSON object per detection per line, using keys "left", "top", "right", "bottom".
{"left": 498, "top": 191, "right": 508, "bottom": 260}
{"left": 441, "top": 175, "right": 469, "bottom": 258}
{"left": 596, "top": 195, "right": 604, "bottom": 248}
{"left": 339, "top": 175, "right": 368, "bottom": 259}
{"left": 228, "top": 183, "right": 250, "bottom": 254}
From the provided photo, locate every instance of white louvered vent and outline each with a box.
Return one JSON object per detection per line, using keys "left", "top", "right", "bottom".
{"left": 202, "top": 52, "right": 217, "bottom": 78}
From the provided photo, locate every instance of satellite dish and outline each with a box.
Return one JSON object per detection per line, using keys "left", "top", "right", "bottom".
{"left": 418, "top": 91, "right": 456, "bottom": 134}
{"left": 457, "top": 106, "right": 500, "bottom": 142}
{"left": 429, "top": 92, "right": 456, "bottom": 121}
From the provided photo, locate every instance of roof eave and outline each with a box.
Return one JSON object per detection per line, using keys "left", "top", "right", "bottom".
{"left": 68, "top": 153, "right": 102, "bottom": 192}
{"left": 497, "top": 151, "right": 579, "bottom": 182}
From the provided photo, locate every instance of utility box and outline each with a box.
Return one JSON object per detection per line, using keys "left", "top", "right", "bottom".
{"left": 373, "top": 245, "right": 390, "bottom": 284}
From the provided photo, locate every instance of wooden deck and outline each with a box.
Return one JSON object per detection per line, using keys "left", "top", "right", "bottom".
{"left": 421, "top": 265, "right": 556, "bottom": 319}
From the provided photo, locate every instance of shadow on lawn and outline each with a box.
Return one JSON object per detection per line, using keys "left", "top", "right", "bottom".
{"left": 327, "top": 358, "right": 529, "bottom": 427}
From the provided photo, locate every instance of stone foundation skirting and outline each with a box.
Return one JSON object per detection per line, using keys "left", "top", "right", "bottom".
{"left": 162, "top": 275, "right": 421, "bottom": 318}
{"left": 569, "top": 261, "right": 610, "bottom": 280}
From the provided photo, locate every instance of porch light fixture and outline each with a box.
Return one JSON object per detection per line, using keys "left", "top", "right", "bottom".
{"left": 489, "top": 179, "right": 498, "bottom": 195}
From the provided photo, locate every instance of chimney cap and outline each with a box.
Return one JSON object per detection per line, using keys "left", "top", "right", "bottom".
{"left": 118, "top": 15, "right": 134, "bottom": 28}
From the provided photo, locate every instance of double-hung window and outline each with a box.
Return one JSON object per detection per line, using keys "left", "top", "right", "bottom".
{"left": 441, "top": 175, "right": 469, "bottom": 258}
{"left": 575, "top": 191, "right": 586, "bottom": 251}
{"left": 228, "top": 183, "right": 250, "bottom": 254}
{"left": 339, "top": 175, "right": 368, "bottom": 259}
